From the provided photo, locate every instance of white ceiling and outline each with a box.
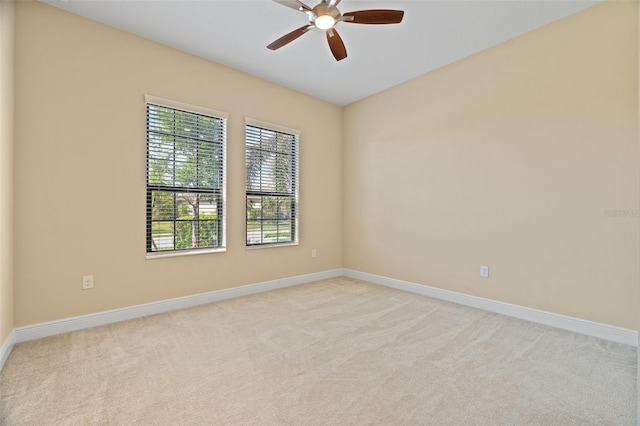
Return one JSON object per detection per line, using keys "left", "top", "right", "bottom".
{"left": 43, "top": 0, "right": 601, "bottom": 106}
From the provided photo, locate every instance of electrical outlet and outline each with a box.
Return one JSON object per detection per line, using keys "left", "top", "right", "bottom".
{"left": 480, "top": 265, "right": 489, "bottom": 278}
{"left": 82, "top": 275, "right": 94, "bottom": 290}
{"left": 311, "top": 249, "right": 317, "bottom": 258}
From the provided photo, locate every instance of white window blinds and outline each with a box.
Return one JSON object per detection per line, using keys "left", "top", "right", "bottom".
{"left": 146, "top": 101, "right": 226, "bottom": 253}
{"left": 245, "top": 120, "right": 299, "bottom": 246}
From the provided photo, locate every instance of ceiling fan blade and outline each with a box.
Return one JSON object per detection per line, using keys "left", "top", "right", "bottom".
{"left": 267, "top": 25, "right": 314, "bottom": 50}
{"left": 326, "top": 29, "right": 347, "bottom": 61}
{"left": 273, "top": 0, "right": 312, "bottom": 13}
{"left": 342, "top": 10, "right": 404, "bottom": 24}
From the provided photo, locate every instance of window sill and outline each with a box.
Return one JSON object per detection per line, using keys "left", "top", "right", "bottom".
{"left": 246, "top": 242, "right": 299, "bottom": 250}
{"left": 146, "top": 247, "right": 226, "bottom": 260}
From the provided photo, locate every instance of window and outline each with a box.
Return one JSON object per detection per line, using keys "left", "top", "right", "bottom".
{"left": 146, "top": 96, "right": 227, "bottom": 255}
{"left": 245, "top": 119, "right": 299, "bottom": 247}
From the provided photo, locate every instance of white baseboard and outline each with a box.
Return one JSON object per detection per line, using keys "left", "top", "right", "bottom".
{"left": 0, "top": 330, "right": 15, "bottom": 370}
{"left": 344, "top": 269, "right": 638, "bottom": 347}
{"left": 14, "top": 269, "right": 343, "bottom": 344}
{"left": 8, "top": 267, "right": 637, "bottom": 354}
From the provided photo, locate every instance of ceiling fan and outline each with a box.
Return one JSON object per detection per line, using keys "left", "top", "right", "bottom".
{"left": 267, "top": 0, "right": 405, "bottom": 61}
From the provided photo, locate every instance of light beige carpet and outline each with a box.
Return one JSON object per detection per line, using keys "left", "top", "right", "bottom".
{"left": 0, "top": 277, "right": 636, "bottom": 425}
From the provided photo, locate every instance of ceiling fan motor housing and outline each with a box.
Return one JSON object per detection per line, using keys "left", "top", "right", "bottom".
{"left": 313, "top": 3, "right": 340, "bottom": 20}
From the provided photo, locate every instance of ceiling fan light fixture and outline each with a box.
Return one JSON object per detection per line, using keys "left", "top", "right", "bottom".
{"left": 269, "top": 0, "right": 405, "bottom": 61}
{"left": 314, "top": 14, "right": 335, "bottom": 30}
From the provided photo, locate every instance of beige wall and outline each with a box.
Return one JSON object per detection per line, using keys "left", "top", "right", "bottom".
{"left": 10, "top": 0, "right": 639, "bottom": 332}
{"left": 343, "top": 1, "right": 639, "bottom": 329}
{"left": 0, "top": 0, "right": 15, "bottom": 346}
{"left": 13, "top": 2, "right": 343, "bottom": 326}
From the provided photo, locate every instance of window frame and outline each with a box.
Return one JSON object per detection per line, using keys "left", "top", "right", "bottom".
{"left": 245, "top": 117, "right": 300, "bottom": 248}
{"left": 145, "top": 95, "right": 228, "bottom": 258}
